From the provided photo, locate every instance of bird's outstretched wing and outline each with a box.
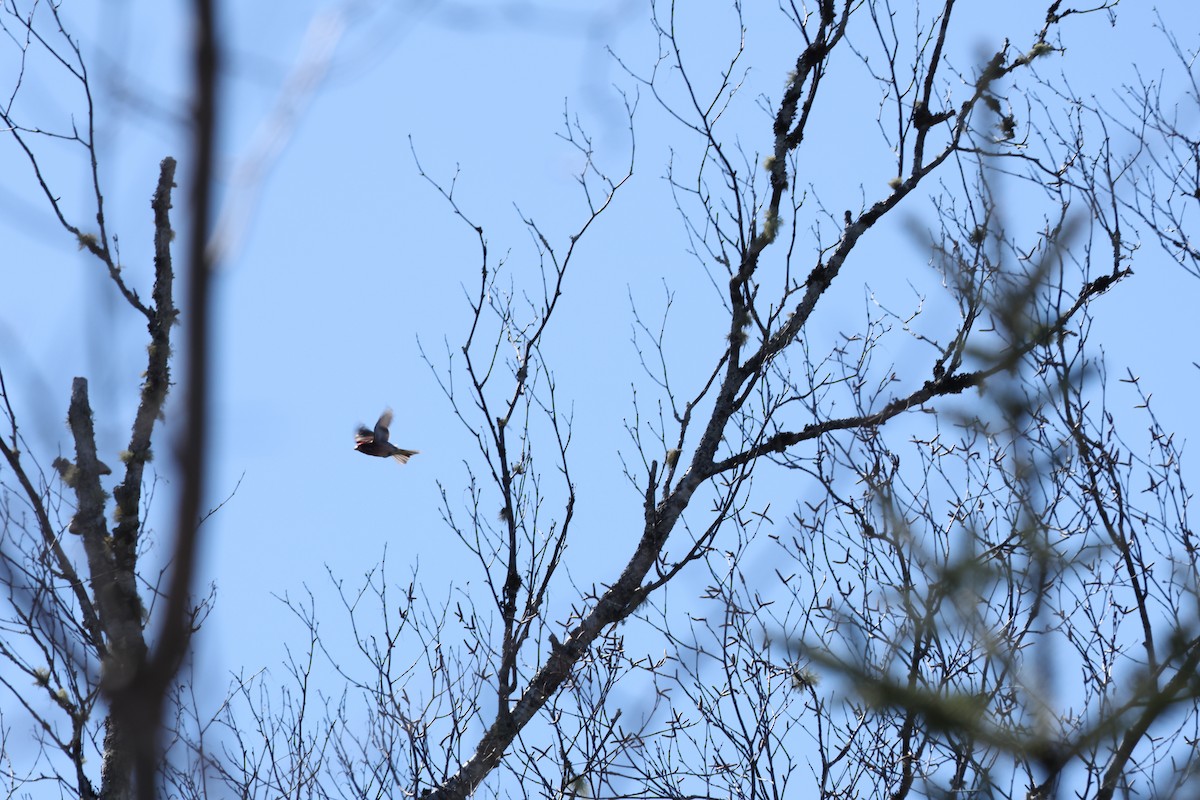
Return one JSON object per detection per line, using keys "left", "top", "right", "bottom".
{"left": 373, "top": 409, "right": 394, "bottom": 444}
{"left": 354, "top": 426, "right": 374, "bottom": 446}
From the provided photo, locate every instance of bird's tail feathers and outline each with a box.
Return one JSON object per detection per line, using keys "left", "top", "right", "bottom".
{"left": 392, "top": 449, "right": 420, "bottom": 464}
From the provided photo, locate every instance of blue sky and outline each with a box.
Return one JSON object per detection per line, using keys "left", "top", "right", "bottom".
{"left": 2, "top": 0, "right": 1199, "bottom": 789}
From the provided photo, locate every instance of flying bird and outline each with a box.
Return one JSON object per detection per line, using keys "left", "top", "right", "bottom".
{"left": 355, "top": 409, "right": 419, "bottom": 464}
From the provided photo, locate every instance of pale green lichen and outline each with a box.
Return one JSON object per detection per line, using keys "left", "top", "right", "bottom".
{"left": 792, "top": 669, "right": 820, "bottom": 689}
{"left": 1027, "top": 41, "right": 1055, "bottom": 60}
{"left": 762, "top": 212, "right": 780, "bottom": 244}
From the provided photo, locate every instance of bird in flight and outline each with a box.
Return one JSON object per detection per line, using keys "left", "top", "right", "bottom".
{"left": 355, "top": 409, "right": 419, "bottom": 464}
